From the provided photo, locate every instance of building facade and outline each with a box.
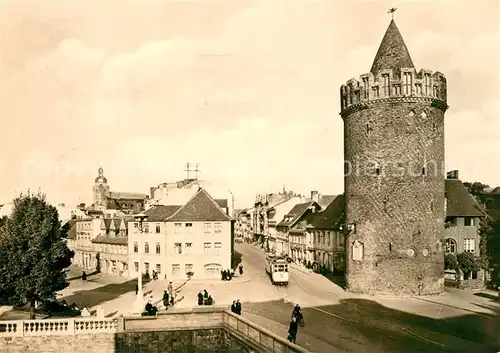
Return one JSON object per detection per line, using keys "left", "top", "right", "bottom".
{"left": 128, "top": 188, "right": 233, "bottom": 281}
{"left": 341, "top": 19, "right": 448, "bottom": 295}
{"left": 92, "top": 218, "right": 131, "bottom": 277}
{"left": 74, "top": 218, "right": 102, "bottom": 271}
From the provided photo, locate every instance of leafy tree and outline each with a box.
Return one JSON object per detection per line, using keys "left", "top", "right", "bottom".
{"left": 0, "top": 193, "right": 74, "bottom": 318}
{"left": 479, "top": 216, "right": 500, "bottom": 275}
{"left": 456, "top": 252, "right": 481, "bottom": 278}
{"left": 463, "top": 181, "right": 490, "bottom": 195}
{"left": 444, "top": 253, "right": 458, "bottom": 270}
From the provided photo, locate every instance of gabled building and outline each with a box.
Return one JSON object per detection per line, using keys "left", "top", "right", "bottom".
{"left": 74, "top": 218, "right": 102, "bottom": 271}
{"left": 444, "top": 171, "right": 486, "bottom": 256}
{"left": 267, "top": 196, "right": 306, "bottom": 252}
{"left": 306, "top": 195, "right": 345, "bottom": 272}
{"left": 276, "top": 201, "right": 321, "bottom": 257}
{"left": 128, "top": 188, "right": 234, "bottom": 280}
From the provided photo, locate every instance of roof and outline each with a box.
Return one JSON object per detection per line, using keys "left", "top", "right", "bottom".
{"left": 308, "top": 195, "right": 345, "bottom": 230}
{"left": 277, "top": 201, "right": 319, "bottom": 227}
{"left": 317, "top": 195, "right": 336, "bottom": 209}
{"left": 108, "top": 191, "right": 148, "bottom": 200}
{"left": 168, "top": 188, "right": 232, "bottom": 222}
{"left": 91, "top": 235, "right": 128, "bottom": 245}
{"left": 370, "top": 19, "right": 414, "bottom": 76}
{"left": 67, "top": 219, "right": 77, "bottom": 240}
{"left": 144, "top": 205, "right": 182, "bottom": 222}
{"left": 491, "top": 187, "right": 500, "bottom": 194}
{"left": 215, "top": 199, "right": 228, "bottom": 208}
{"left": 445, "top": 179, "right": 486, "bottom": 217}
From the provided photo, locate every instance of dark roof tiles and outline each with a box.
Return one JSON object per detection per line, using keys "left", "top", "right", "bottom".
{"left": 144, "top": 205, "right": 182, "bottom": 222}
{"left": 445, "top": 179, "right": 486, "bottom": 217}
{"left": 91, "top": 235, "right": 128, "bottom": 245}
{"left": 277, "top": 201, "right": 318, "bottom": 227}
{"left": 370, "top": 20, "right": 415, "bottom": 76}
{"left": 168, "top": 189, "right": 232, "bottom": 222}
{"left": 309, "top": 195, "right": 345, "bottom": 230}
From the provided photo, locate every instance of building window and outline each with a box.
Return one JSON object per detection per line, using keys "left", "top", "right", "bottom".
{"left": 144, "top": 262, "right": 149, "bottom": 273}
{"left": 204, "top": 222, "right": 211, "bottom": 233}
{"left": 372, "top": 86, "right": 379, "bottom": 98}
{"left": 444, "top": 238, "right": 457, "bottom": 254}
{"left": 382, "top": 74, "right": 390, "bottom": 96}
{"left": 185, "top": 223, "right": 193, "bottom": 233}
{"left": 172, "top": 264, "right": 180, "bottom": 276}
{"left": 464, "top": 239, "right": 475, "bottom": 253}
{"left": 204, "top": 242, "right": 211, "bottom": 254}
{"left": 134, "top": 262, "right": 139, "bottom": 272}
{"left": 134, "top": 242, "right": 138, "bottom": 253}
{"left": 464, "top": 217, "right": 475, "bottom": 226}
{"left": 155, "top": 224, "right": 161, "bottom": 233}
{"left": 433, "top": 86, "right": 438, "bottom": 97}
{"left": 185, "top": 243, "right": 192, "bottom": 254}
{"left": 185, "top": 264, "right": 193, "bottom": 273}
{"left": 214, "top": 242, "right": 222, "bottom": 255}
{"left": 415, "top": 83, "right": 422, "bottom": 94}
{"left": 144, "top": 223, "right": 149, "bottom": 233}
{"left": 156, "top": 264, "right": 161, "bottom": 274}
{"left": 174, "top": 223, "right": 182, "bottom": 233}
{"left": 393, "top": 84, "right": 401, "bottom": 95}
{"left": 144, "top": 242, "right": 149, "bottom": 254}
{"left": 403, "top": 72, "right": 412, "bottom": 95}
{"left": 174, "top": 243, "right": 182, "bottom": 254}
{"left": 156, "top": 242, "right": 161, "bottom": 254}
{"left": 214, "top": 222, "right": 222, "bottom": 233}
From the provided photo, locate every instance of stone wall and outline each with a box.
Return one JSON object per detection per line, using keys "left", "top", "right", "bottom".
{"left": 116, "top": 328, "right": 251, "bottom": 353}
{"left": 1, "top": 333, "right": 116, "bottom": 353}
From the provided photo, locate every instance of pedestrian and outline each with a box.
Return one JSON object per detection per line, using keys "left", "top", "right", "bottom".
{"left": 287, "top": 316, "right": 298, "bottom": 343}
{"left": 221, "top": 269, "right": 226, "bottom": 281}
{"left": 239, "top": 264, "right": 244, "bottom": 276}
{"left": 206, "top": 295, "right": 213, "bottom": 305}
{"left": 167, "top": 282, "right": 173, "bottom": 296}
{"left": 235, "top": 299, "right": 242, "bottom": 315}
{"left": 231, "top": 300, "right": 237, "bottom": 313}
{"left": 227, "top": 269, "right": 233, "bottom": 281}
{"left": 82, "top": 271, "right": 87, "bottom": 281}
{"left": 198, "top": 291, "right": 204, "bottom": 306}
{"left": 162, "top": 290, "right": 169, "bottom": 308}
{"left": 135, "top": 284, "right": 138, "bottom": 295}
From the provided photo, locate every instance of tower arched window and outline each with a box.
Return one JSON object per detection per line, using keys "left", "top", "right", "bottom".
{"left": 444, "top": 238, "right": 457, "bottom": 254}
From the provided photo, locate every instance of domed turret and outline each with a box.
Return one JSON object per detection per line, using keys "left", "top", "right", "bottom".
{"left": 95, "top": 167, "right": 107, "bottom": 183}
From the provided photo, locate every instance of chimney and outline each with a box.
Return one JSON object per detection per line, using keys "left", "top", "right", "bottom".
{"left": 150, "top": 187, "right": 155, "bottom": 198}
{"left": 310, "top": 190, "right": 319, "bottom": 202}
{"left": 446, "top": 170, "right": 459, "bottom": 180}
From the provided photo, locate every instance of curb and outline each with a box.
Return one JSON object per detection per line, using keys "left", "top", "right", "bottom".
{"left": 412, "top": 297, "right": 499, "bottom": 318}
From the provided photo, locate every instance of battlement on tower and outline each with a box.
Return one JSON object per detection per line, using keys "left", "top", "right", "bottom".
{"left": 340, "top": 68, "right": 447, "bottom": 118}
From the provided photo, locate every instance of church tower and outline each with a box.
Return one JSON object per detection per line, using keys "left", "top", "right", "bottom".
{"left": 93, "top": 167, "right": 110, "bottom": 208}
{"left": 340, "top": 19, "right": 448, "bottom": 295}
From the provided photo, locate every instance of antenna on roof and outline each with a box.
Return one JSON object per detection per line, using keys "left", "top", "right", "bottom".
{"left": 185, "top": 162, "right": 201, "bottom": 180}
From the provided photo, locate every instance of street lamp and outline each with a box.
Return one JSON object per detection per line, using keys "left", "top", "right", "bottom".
{"left": 133, "top": 212, "right": 148, "bottom": 314}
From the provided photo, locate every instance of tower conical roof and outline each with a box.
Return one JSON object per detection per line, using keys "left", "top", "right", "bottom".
{"left": 370, "top": 20, "right": 414, "bottom": 76}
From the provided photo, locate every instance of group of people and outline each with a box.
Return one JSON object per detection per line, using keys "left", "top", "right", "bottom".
{"left": 287, "top": 304, "right": 305, "bottom": 343}
{"left": 221, "top": 263, "right": 244, "bottom": 281}
{"left": 197, "top": 289, "right": 214, "bottom": 305}
{"left": 230, "top": 300, "right": 242, "bottom": 315}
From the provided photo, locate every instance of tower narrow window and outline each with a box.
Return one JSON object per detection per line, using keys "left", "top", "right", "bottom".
{"left": 362, "top": 77, "right": 369, "bottom": 99}
{"left": 432, "top": 122, "right": 437, "bottom": 131}
{"left": 382, "top": 74, "right": 390, "bottom": 96}
{"left": 366, "top": 123, "right": 373, "bottom": 134}
{"left": 424, "top": 74, "right": 431, "bottom": 95}
{"left": 375, "top": 165, "right": 380, "bottom": 176}
{"left": 404, "top": 72, "right": 412, "bottom": 95}
{"left": 389, "top": 242, "right": 392, "bottom": 252}
{"left": 422, "top": 166, "right": 426, "bottom": 176}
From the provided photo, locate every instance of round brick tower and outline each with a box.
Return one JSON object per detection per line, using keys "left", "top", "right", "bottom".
{"left": 340, "top": 20, "right": 448, "bottom": 295}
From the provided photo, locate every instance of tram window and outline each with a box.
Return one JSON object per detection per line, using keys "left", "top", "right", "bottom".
{"left": 277, "top": 265, "right": 285, "bottom": 272}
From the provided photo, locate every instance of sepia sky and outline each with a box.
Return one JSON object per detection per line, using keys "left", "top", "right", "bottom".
{"left": 0, "top": 0, "right": 499, "bottom": 208}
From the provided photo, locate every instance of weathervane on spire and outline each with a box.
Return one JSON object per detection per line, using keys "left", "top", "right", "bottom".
{"left": 388, "top": 7, "right": 397, "bottom": 20}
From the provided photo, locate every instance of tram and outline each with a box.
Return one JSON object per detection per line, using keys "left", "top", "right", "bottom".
{"left": 265, "top": 256, "right": 289, "bottom": 286}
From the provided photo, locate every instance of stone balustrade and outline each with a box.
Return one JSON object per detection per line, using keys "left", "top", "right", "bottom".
{"left": 0, "top": 306, "right": 312, "bottom": 353}
{"left": 0, "top": 318, "right": 118, "bottom": 337}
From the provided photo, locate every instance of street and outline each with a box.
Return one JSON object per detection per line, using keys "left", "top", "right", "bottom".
{"left": 236, "top": 243, "right": 500, "bottom": 353}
